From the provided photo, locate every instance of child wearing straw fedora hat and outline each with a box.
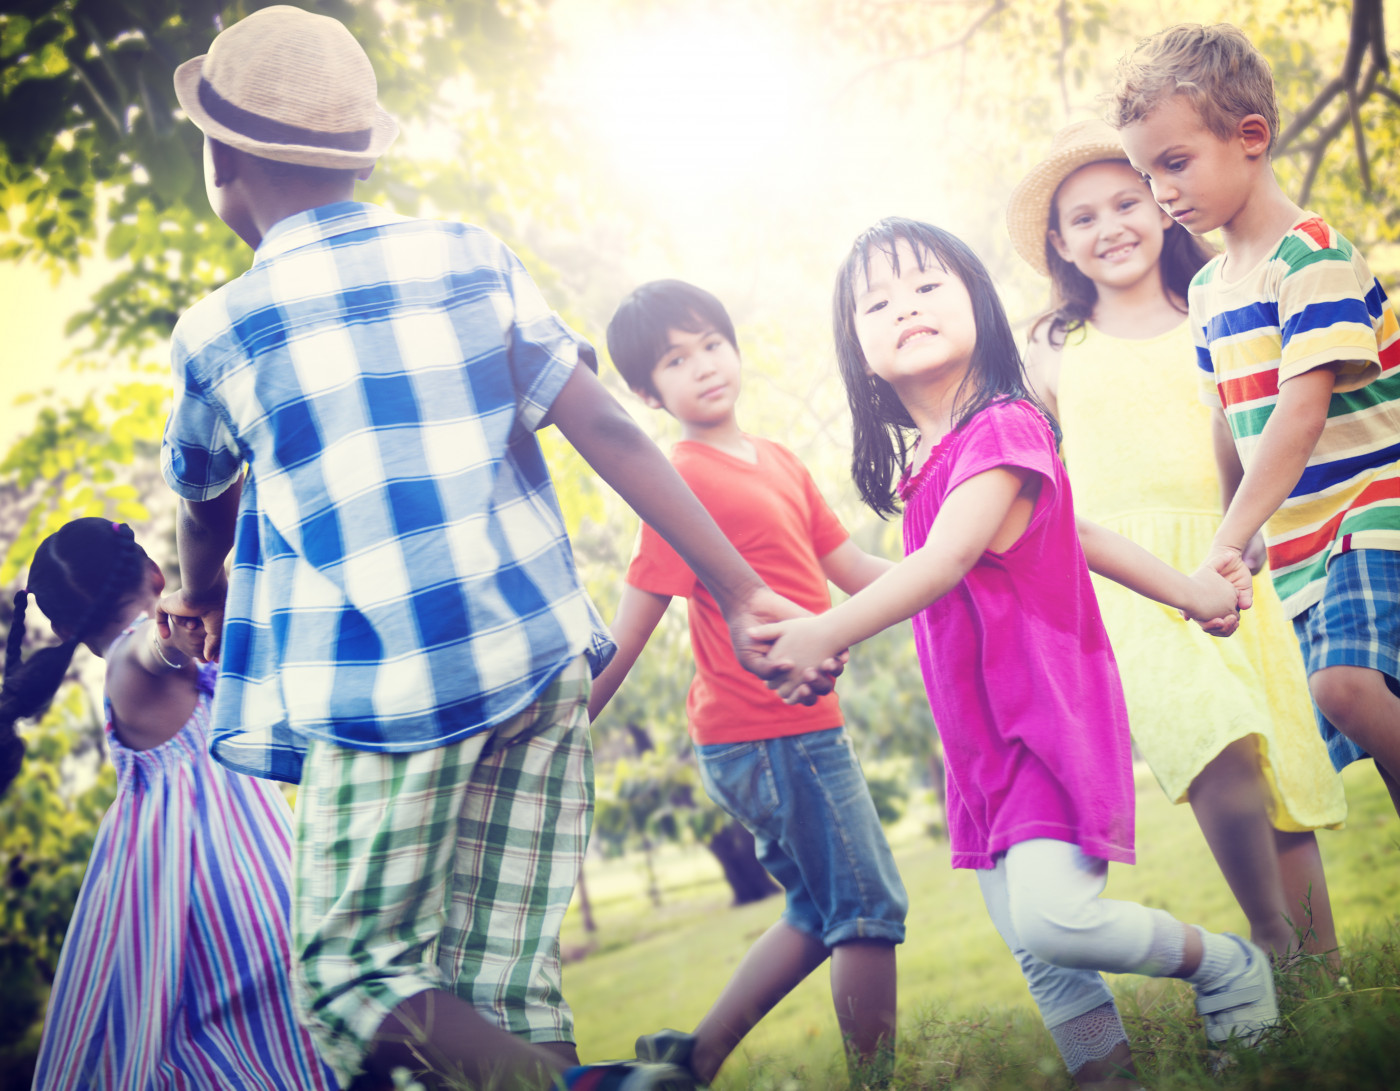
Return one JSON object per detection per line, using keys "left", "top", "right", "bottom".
{"left": 1008, "top": 117, "right": 1346, "bottom": 978}
{"left": 157, "top": 7, "right": 823, "bottom": 1090}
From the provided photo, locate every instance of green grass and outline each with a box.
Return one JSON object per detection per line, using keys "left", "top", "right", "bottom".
{"left": 561, "top": 762, "right": 1400, "bottom": 1088}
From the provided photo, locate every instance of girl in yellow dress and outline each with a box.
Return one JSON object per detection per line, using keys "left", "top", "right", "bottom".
{"left": 1007, "top": 120, "right": 1347, "bottom": 960}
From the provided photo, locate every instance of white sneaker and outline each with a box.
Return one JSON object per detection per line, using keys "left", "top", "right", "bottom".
{"left": 1194, "top": 933, "right": 1279, "bottom": 1048}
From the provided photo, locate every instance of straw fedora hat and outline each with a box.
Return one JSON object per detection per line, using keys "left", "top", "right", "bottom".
{"left": 174, "top": 5, "right": 398, "bottom": 170}
{"left": 1006, "top": 119, "right": 1131, "bottom": 276}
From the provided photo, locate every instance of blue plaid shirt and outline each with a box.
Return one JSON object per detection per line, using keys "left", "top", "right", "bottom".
{"left": 162, "top": 202, "right": 614, "bottom": 782}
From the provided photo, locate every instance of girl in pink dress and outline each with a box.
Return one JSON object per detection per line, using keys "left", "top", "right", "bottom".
{"left": 755, "top": 219, "right": 1278, "bottom": 1088}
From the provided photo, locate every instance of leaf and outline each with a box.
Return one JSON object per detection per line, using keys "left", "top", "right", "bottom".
{"left": 0, "top": 76, "right": 70, "bottom": 164}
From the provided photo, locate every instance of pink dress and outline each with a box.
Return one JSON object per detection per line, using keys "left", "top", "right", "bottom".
{"left": 899, "top": 399, "right": 1135, "bottom": 869}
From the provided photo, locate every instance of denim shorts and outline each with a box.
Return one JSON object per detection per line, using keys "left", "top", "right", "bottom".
{"left": 694, "top": 726, "right": 907, "bottom": 946}
{"left": 1292, "top": 548, "right": 1400, "bottom": 771}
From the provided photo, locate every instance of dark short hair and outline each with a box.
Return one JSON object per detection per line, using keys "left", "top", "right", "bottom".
{"left": 606, "top": 280, "right": 738, "bottom": 398}
{"left": 833, "top": 217, "right": 1059, "bottom": 518}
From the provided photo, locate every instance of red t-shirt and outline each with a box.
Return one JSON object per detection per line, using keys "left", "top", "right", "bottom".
{"left": 627, "top": 436, "right": 849, "bottom": 744}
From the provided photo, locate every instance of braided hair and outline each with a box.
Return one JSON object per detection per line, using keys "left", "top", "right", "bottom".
{"left": 1, "top": 519, "right": 151, "bottom": 796}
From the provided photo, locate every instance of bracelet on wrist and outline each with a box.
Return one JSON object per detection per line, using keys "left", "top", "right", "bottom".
{"left": 150, "top": 626, "right": 187, "bottom": 672}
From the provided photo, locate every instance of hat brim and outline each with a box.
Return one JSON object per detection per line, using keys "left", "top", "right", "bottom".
{"left": 174, "top": 55, "right": 398, "bottom": 171}
{"left": 1006, "top": 139, "right": 1131, "bottom": 277}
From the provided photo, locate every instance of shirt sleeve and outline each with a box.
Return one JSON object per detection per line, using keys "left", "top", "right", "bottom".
{"left": 625, "top": 521, "right": 698, "bottom": 598}
{"left": 161, "top": 319, "right": 244, "bottom": 502}
{"left": 495, "top": 240, "right": 593, "bottom": 431}
{"left": 1277, "top": 246, "right": 1382, "bottom": 391}
{"left": 942, "top": 400, "right": 1061, "bottom": 535}
{"left": 1189, "top": 290, "right": 1222, "bottom": 409}
{"left": 799, "top": 456, "right": 849, "bottom": 558}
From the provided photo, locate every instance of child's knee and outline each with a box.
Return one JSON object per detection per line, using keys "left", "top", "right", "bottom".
{"left": 1010, "top": 901, "right": 1103, "bottom": 969}
{"left": 1310, "top": 664, "right": 1385, "bottom": 731}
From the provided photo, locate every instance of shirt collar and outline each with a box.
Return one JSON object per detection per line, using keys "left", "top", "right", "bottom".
{"left": 252, "top": 201, "right": 412, "bottom": 266}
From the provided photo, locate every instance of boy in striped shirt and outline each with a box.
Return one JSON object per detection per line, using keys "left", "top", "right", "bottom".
{"left": 1113, "top": 24, "right": 1400, "bottom": 815}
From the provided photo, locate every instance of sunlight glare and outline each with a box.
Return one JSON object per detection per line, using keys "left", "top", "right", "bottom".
{"left": 564, "top": 15, "right": 808, "bottom": 202}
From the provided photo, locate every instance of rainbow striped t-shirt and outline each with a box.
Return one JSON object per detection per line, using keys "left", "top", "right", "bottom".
{"left": 1189, "top": 215, "right": 1400, "bottom": 618}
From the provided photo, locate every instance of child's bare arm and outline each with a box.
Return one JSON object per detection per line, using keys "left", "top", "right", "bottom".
{"left": 1024, "top": 325, "right": 1062, "bottom": 421}
{"left": 820, "top": 540, "right": 894, "bottom": 596}
{"left": 545, "top": 364, "right": 833, "bottom": 698}
{"left": 755, "top": 466, "right": 1032, "bottom": 699}
{"left": 1206, "top": 366, "right": 1338, "bottom": 570}
{"left": 1210, "top": 407, "right": 1268, "bottom": 572}
{"left": 1076, "top": 516, "right": 1245, "bottom": 632}
{"left": 105, "top": 620, "right": 200, "bottom": 751}
{"left": 588, "top": 586, "right": 671, "bottom": 722}
{"left": 157, "top": 477, "right": 242, "bottom": 662}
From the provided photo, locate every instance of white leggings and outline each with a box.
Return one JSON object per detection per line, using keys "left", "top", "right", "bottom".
{"left": 977, "top": 839, "right": 1179, "bottom": 1028}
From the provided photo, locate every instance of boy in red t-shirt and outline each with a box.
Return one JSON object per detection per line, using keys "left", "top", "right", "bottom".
{"left": 590, "top": 280, "right": 907, "bottom": 1083}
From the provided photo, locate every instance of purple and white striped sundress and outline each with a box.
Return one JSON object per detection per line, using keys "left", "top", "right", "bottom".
{"left": 32, "top": 620, "right": 336, "bottom": 1089}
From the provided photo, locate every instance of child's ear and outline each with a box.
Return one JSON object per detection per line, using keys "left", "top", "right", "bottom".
{"left": 208, "top": 138, "right": 239, "bottom": 188}
{"left": 148, "top": 558, "right": 166, "bottom": 596}
{"left": 634, "top": 387, "right": 664, "bottom": 410}
{"left": 1048, "top": 229, "right": 1073, "bottom": 263}
{"left": 1237, "top": 114, "right": 1272, "bottom": 158}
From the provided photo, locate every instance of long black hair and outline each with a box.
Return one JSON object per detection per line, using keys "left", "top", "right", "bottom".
{"left": 1, "top": 519, "right": 151, "bottom": 796}
{"left": 1034, "top": 165, "right": 1215, "bottom": 347}
{"left": 833, "top": 217, "right": 1060, "bottom": 517}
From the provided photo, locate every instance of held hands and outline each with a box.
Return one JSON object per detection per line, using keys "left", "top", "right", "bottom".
{"left": 727, "top": 586, "right": 845, "bottom": 704}
{"left": 1183, "top": 545, "right": 1255, "bottom": 637}
{"left": 747, "top": 613, "right": 848, "bottom": 704}
{"left": 156, "top": 574, "right": 229, "bottom": 663}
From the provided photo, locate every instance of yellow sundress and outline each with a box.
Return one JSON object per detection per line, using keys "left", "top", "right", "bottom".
{"left": 1056, "top": 320, "right": 1346, "bottom": 830}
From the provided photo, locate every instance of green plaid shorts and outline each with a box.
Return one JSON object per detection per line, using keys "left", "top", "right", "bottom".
{"left": 290, "top": 656, "right": 593, "bottom": 1087}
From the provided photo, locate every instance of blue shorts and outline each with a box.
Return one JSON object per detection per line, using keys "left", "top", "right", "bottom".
{"left": 695, "top": 727, "right": 907, "bottom": 946}
{"left": 1292, "top": 548, "right": 1400, "bottom": 771}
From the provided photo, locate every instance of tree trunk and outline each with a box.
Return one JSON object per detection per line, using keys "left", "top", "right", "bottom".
{"left": 705, "top": 821, "right": 780, "bottom": 905}
{"left": 575, "top": 865, "right": 596, "bottom": 934}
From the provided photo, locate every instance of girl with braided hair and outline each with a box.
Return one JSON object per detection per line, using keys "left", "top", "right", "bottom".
{"left": 5, "top": 518, "right": 334, "bottom": 1090}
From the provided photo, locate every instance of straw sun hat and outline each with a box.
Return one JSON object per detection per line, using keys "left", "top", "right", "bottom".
{"left": 173, "top": 5, "right": 398, "bottom": 170}
{"left": 1005, "top": 119, "right": 1132, "bottom": 276}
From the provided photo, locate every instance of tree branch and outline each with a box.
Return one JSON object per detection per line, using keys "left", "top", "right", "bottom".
{"left": 835, "top": 0, "right": 1009, "bottom": 96}
{"left": 1299, "top": 61, "right": 1379, "bottom": 205}
{"left": 1346, "top": 76, "right": 1372, "bottom": 193}
{"left": 1277, "top": 76, "right": 1344, "bottom": 154}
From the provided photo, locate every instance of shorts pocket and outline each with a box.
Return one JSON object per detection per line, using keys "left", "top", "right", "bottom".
{"left": 695, "top": 740, "right": 781, "bottom": 829}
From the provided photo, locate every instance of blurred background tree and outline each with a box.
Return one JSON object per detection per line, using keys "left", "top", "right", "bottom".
{"left": 1, "top": 0, "right": 1395, "bottom": 1082}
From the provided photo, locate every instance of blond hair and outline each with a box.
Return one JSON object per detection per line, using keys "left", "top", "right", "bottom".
{"left": 1108, "top": 24, "right": 1279, "bottom": 153}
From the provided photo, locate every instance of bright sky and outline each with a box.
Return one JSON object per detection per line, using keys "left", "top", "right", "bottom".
{"left": 0, "top": 258, "right": 117, "bottom": 448}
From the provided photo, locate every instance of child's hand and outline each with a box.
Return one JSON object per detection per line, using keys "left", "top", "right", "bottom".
{"left": 157, "top": 579, "right": 228, "bottom": 663}
{"left": 1242, "top": 532, "right": 1268, "bottom": 575}
{"left": 748, "top": 615, "right": 848, "bottom": 704}
{"left": 1181, "top": 563, "right": 1245, "bottom": 638}
{"left": 727, "top": 586, "right": 843, "bottom": 704}
{"left": 1201, "top": 544, "right": 1255, "bottom": 611}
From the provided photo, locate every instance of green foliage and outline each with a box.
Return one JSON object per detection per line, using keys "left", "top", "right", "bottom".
{"left": 593, "top": 749, "right": 715, "bottom": 859}
{"left": 0, "top": 378, "right": 164, "bottom": 583}
{"left": 0, "top": 0, "right": 573, "bottom": 362}
{"left": 0, "top": 685, "right": 114, "bottom": 1060}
